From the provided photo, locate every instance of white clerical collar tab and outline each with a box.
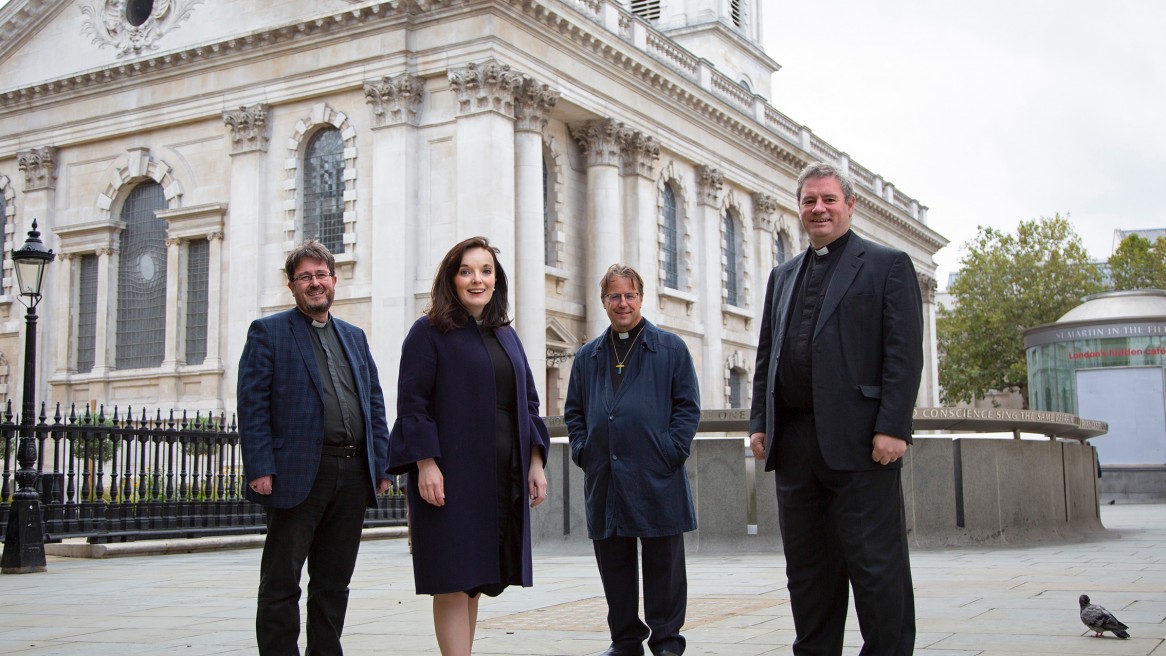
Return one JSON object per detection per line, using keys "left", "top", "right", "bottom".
{"left": 312, "top": 319, "right": 328, "bottom": 328}
{"left": 813, "top": 245, "right": 829, "bottom": 256}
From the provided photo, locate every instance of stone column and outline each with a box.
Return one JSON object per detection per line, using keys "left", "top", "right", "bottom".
{"left": 162, "top": 237, "right": 182, "bottom": 370}
{"left": 222, "top": 104, "right": 269, "bottom": 405}
{"left": 93, "top": 247, "right": 118, "bottom": 375}
{"left": 51, "top": 253, "right": 73, "bottom": 378}
{"left": 449, "top": 60, "right": 523, "bottom": 277}
{"left": 204, "top": 232, "right": 224, "bottom": 369}
{"left": 696, "top": 165, "right": 725, "bottom": 408}
{"left": 751, "top": 192, "right": 779, "bottom": 304}
{"left": 513, "top": 78, "right": 559, "bottom": 403}
{"left": 619, "top": 129, "right": 660, "bottom": 305}
{"left": 918, "top": 272, "right": 939, "bottom": 406}
{"left": 365, "top": 73, "right": 424, "bottom": 392}
{"left": 17, "top": 147, "right": 60, "bottom": 405}
{"left": 571, "top": 119, "right": 624, "bottom": 341}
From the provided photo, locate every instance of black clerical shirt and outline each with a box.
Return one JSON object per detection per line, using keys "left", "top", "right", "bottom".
{"left": 777, "top": 230, "right": 852, "bottom": 413}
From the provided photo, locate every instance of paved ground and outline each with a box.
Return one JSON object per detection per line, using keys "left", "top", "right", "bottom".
{"left": 0, "top": 504, "right": 1163, "bottom": 655}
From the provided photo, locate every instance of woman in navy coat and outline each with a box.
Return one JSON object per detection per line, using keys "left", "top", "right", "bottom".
{"left": 388, "top": 236, "right": 550, "bottom": 656}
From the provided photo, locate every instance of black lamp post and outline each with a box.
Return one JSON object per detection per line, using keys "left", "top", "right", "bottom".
{"left": 1, "top": 219, "right": 55, "bottom": 574}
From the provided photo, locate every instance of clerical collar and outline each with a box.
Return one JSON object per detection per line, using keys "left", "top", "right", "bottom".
{"left": 616, "top": 320, "right": 645, "bottom": 340}
{"left": 811, "top": 230, "right": 851, "bottom": 258}
{"left": 312, "top": 319, "right": 328, "bottom": 328}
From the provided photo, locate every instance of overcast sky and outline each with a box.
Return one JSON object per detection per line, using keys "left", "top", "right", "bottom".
{"left": 761, "top": 0, "right": 1166, "bottom": 287}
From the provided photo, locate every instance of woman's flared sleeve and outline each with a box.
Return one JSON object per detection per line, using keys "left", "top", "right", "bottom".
{"left": 387, "top": 318, "right": 443, "bottom": 475}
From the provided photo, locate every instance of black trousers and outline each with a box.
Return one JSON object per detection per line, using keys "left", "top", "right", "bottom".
{"left": 774, "top": 412, "right": 915, "bottom": 656}
{"left": 256, "top": 454, "right": 373, "bottom": 656}
{"left": 593, "top": 533, "right": 687, "bottom": 655}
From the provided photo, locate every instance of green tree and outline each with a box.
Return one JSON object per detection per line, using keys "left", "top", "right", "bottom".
{"left": 938, "top": 215, "right": 1104, "bottom": 408}
{"left": 1108, "top": 234, "right": 1166, "bottom": 290}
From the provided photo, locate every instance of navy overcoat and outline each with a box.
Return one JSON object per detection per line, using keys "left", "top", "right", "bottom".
{"left": 564, "top": 319, "right": 700, "bottom": 539}
{"left": 237, "top": 308, "right": 391, "bottom": 509}
{"left": 387, "top": 317, "right": 550, "bottom": 595}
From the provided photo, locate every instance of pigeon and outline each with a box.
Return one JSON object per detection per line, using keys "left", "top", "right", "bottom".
{"left": 1079, "top": 595, "right": 1130, "bottom": 639}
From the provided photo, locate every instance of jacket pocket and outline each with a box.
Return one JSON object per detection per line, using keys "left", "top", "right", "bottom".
{"left": 858, "top": 385, "right": 882, "bottom": 399}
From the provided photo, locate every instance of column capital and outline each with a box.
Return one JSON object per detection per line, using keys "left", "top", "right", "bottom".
{"left": 208, "top": 230, "right": 224, "bottom": 242}
{"left": 752, "top": 193, "right": 779, "bottom": 231}
{"left": 222, "top": 104, "right": 270, "bottom": 154}
{"left": 695, "top": 165, "right": 724, "bottom": 207}
{"left": 513, "top": 77, "right": 559, "bottom": 133}
{"left": 17, "top": 146, "right": 58, "bottom": 191}
{"left": 619, "top": 129, "right": 659, "bottom": 178}
{"left": 448, "top": 59, "right": 524, "bottom": 117}
{"left": 365, "top": 74, "right": 424, "bottom": 127}
{"left": 918, "top": 272, "right": 937, "bottom": 303}
{"left": 570, "top": 118, "right": 623, "bottom": 168}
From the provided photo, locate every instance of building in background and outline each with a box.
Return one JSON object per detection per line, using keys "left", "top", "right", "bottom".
{"left": 1024, "top": 290, "right": 1166, "bottom": 502}
{"left": 0, "top": 0, "right": 945, "bottom": 420}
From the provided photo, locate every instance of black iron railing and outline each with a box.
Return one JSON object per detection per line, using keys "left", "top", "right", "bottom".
{"left": 0, "top": 402, "right": 406, "bottom": 544}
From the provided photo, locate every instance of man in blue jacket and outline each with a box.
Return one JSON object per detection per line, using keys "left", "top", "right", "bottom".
{"left": 565, "top": 263, "right": 701, "bottom": 656}
{"left": 238, "top": 240, "right": 393, "bottom": 655}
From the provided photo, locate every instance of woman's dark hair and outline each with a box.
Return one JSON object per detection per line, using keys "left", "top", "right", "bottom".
{"left": 426, "top": 236, "right": 512, "bottom": 332}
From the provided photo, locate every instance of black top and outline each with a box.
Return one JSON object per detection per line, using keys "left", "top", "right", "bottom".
{"left": 305, "top": 314, "right": 365, "bottom": 446}
{"left": 778, "top": 230, "right": 851, "bottom": 412}
{"left": 607, "top": 319, "right": 646, "bottom": 391}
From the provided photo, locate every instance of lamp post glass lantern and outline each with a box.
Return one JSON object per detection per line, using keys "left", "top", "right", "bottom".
{"left": 2, "top": 219, "right": 55, "bottom": 574}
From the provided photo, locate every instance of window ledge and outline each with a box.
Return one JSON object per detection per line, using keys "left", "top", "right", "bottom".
{"left": 546, "top": 266, "right": 570, "bottom": 293}
{"left": 722, "top": 303, "right": 753, "bottom": 329}
{"left": 658, "top": 287, "right": 697, "bottom": 315}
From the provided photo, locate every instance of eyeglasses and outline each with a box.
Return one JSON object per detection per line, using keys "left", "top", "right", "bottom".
{"left": 292, "top": 272, "right": 333, "bottom": 285}
{"left": 604, "top": 292, "right": 642, "bottom": 304}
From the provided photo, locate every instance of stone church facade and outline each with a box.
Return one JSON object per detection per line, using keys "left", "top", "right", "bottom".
{"left": 0, "top": 0, "right": 946, "bottom": 419}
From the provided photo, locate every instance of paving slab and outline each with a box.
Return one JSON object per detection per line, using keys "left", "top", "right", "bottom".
{"left": 0, "top": 504, "right": 1163, "bottom": 655}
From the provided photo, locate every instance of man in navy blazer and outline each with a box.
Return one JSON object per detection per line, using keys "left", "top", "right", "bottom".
{"left": 749, "top": 162, "right": 923, "bottom": 656}
{"left": 238, "top": 240, "right": 393, "bottom": 655}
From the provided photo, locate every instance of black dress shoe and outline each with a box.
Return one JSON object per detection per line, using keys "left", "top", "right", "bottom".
{"left": 597, "top": 649, "right": 642, "bottom": 656}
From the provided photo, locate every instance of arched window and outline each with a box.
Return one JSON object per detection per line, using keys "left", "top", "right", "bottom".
{"left": 723, "top": 210, "right": 740, "bottom": 306}
{"left": 631, "top": 0, "right": 661, "bottom": 20}
{"left": 185, "top": 239, "right": 209, "bottom": 365}
{"left": 728, "top": 369, "right": 747, "bottom": 409}
{"left": 662, "top": 184, "right": 679, "bottom": 289}
{"left": 77, "top": 254, "right": 99, "bottom": 373}
{"left": 775, "top": 233, "right": 788, "bottom": 266}
{"left": 116, "top": 182, "right": 167, "bottom": 369}
{"left": 303, "top": 128, "right": 345, "bottom": 254}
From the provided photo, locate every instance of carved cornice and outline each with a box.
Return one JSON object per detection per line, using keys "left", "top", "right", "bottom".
{"left": 619, "top": 129, "right": 659, "bottom": 178}
{"left": 513, "top": 77, "right": 559, "bottom": 133}
{"left": 17, "top": 146, "right": 57, "bottom": 191}
{"left": 695, "top": 165, "right": 723, "bottom": 207}
{"left": 80, "top": 0, "right": 205, "bottom": 59}
{"left": 570, "top": 118, "right": 623, "bottom": 168}
{"left": 752, "top": 193, "right": 778, "bottom": 231}
{"left": 448, "top": 59, "right": 524, "bottom": 117}
{"left": 365, "top": 74, "right": 424, "bottom": 127}
{"left": 856, "top": 196, "right": 948, "bottom": 253}
{"left": 222, "top": 103, "right": 269, "bottom": 154}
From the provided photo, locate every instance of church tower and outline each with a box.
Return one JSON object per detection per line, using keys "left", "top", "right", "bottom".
{"left": 623, "top": 0, "right": 780, "bottom": 100}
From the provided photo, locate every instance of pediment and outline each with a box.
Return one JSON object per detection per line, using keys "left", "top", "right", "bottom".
{"left": 546, "top": 316, "right": 577, "bottom": 352}
{"left": 0, "top": 0, "right": 364, "bottom": 91}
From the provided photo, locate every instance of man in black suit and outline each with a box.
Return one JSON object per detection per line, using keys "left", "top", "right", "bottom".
{"left": 239, "top": 240, "right": 394, "bottom": 655}
{"left": 749, "top": 162, "right": 923, "bottom": 656}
